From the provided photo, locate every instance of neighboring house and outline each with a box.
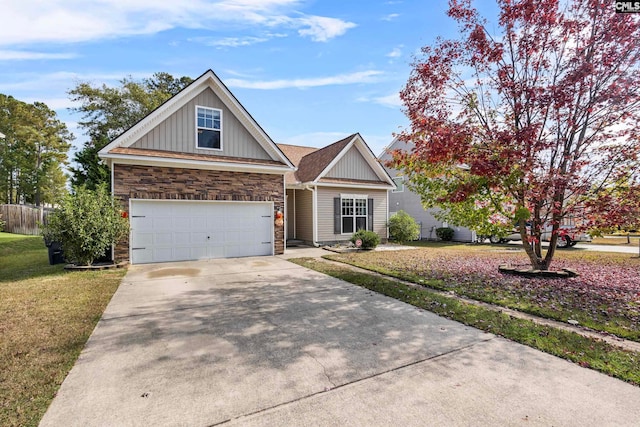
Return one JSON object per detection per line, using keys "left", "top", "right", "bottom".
{"left": 278, "top": 133, "right": 395, "bottom": 246}
{"left": 98, "top": 69, "right": 295, "bottom": 264}
{"left": 379, "top": 137, "right": 475, "bottom": 242}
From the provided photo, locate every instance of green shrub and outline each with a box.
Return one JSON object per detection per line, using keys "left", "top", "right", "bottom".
{"left": 42, "top": 185, "right": 129, "bottom": 265}
{"left": 435, "top": 226, "right": 455, "bottom": 241}
{"left": 0, "top": 213, "right": 4, "bottom": 232}
{"left": 388, "top": 210, "right": 420, "bottom": 243}
{"left": 350, "top": 229, "right": 381, "bottom": 250}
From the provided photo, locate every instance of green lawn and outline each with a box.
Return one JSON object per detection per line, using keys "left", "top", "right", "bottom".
{"left": 590, "top": 235, "right": 640, "bottom": 246}
{"left": 0, "top": 233, "right": 125, "bottom": 427}
{"left": 291, "top": 257, "right": 640, "bottom": 386}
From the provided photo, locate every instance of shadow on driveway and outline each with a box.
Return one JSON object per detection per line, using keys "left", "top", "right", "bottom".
{"left": 40, "top": 256, "right": 640, "bottom": 427}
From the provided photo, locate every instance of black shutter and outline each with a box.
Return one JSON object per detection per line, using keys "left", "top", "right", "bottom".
{"left": 367, "top": 198, "right": 374, "bottom": 231}
{"left": 334, "top": 197, "right": 341, "bottom": 234}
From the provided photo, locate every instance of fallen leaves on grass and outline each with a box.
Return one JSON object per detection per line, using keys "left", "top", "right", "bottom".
{"left": 326, "top": 248, "right": 640, "bottom": 341}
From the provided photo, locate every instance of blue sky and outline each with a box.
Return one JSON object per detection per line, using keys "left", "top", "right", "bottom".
{"left": 0, "top": 0, "right": 482, "bottom": 158}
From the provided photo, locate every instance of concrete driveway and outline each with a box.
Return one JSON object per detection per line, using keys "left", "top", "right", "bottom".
{"left": 40, "top": 255, "right": 640, "bottom": 426}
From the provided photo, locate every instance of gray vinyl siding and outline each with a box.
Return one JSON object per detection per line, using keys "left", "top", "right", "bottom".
{"left": 294, "top": 189, "right": 314, "bottom": 243}
{"left": 131, "top": 87, "right": 272, "bottom": 160}
{"left": 382, "top": 138, "right": 474, "bottom": 242}
{"left": 325, "top": 146, "right": 379, "bottom": 181}
{"left": 316, "top": 187, "right": 387, "bottom": 243}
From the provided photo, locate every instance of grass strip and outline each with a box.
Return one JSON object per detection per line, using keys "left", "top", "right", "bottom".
{"left": 290, "top": 257, "right": 640, "bottom": 386}
{"left": 323, "top": 252, "right": 640, "bottom": 342}
{"left": 0, "top": 233, "right": 126, "bottom": 427}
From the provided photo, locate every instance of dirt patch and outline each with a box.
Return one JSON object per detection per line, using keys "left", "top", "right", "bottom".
{"left": 250, "top": 261, "right": 270, "bottom": 267}
{"left": 146, "top": 268, "right": 201, "bottom": 279}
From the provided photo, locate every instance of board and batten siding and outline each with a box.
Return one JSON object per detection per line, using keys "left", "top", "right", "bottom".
{"left": 293, "top": 189, "right": 314, "bottom": 243}
{"left": 325, "top": 146, "right": 379, "bottom": 181}
{"left": 316, "top": 187, "right": 387, "bottom": 243}
{"left": 130, "top": 87, "right": 272, "bottom": 160}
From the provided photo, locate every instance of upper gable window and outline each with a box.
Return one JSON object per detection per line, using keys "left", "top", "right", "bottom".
{"left": 392, "top": 176, "right": 404, "bottom": 193}
{"left": 196, "top": 106, "right": 222, "bottom": 150}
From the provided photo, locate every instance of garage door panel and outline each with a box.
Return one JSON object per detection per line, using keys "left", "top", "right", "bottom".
{"left": 130, "top": 200, "right": 273, "bottom": 264}
{"left": 153, "top": 248, "right": 175, "bottom": 263}
{"left": 131, "top": 231, "right": 153, "bottom": 246}
{"left": 173, "top": 232, "right": 192, "bottom": 245}
{"left": 154, "top": 232, "right": 174, "bottom": 246}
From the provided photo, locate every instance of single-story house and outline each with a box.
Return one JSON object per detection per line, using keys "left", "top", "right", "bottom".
{"left": 379, "top": 137, "right": 475, "bottom": 242}
{"left": 98, "top": 69, "right": 394, "bottom": 264}
{"left": 98, "top": 69, "right": 295, "bottom": 264}
{"left": 278, "top": 134, "right": 395, "bottom": 247}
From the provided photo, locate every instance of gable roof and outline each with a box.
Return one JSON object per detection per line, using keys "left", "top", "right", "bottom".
{"left": 98, "top": 69, "right": 294, "bottom": 172}
{"left": 277, "top": 133, "right": 394, "bottom": 188}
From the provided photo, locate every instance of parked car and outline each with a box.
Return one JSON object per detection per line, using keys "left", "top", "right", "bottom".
{"left": 489, "top": 225, "right": 591, "bottom": 248}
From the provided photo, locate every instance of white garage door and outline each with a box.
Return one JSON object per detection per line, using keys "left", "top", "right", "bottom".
{"left": 129, "top": 200, "right": 273, "bottom": 264}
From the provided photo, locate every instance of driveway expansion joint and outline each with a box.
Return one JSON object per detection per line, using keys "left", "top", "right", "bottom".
{"left": 206, "top": 338, "right": 492, "bottom": 427}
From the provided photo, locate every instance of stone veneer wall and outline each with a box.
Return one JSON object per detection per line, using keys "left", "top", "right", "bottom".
{"left": 113, "top": 164, "right": 285, "bottom": 261}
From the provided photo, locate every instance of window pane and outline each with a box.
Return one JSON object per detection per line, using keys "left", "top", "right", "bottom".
{"left": 355, "top": 199, "right": 367, "bottom": 216}
{"left": 393, "top": 177, "right": 404, "bottom": 192}
{"left": 342, "top": 217, "right": 353, "bottom": 233}
{"left": 197, "top": 129, "right": 221, "bottom": 149}
{"left": 342, "top": 199, "right": 353, "bottom": 215}
{"left": 197, "top": 107, "right": 221, "bottom": 130}
{"left": 355, "top": 217, "right": 367, "bottom": 231}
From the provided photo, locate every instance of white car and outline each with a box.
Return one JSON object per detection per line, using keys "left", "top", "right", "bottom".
{"left": 489, "top": 226, "right": 591, "bottom": 248}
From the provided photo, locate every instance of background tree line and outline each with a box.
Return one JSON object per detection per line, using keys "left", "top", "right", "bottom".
{"left": 0, "top": 95, "right": 71, "bottom": 206}
{"left": 0, "top": 72, "right": 192, "bottom": 207}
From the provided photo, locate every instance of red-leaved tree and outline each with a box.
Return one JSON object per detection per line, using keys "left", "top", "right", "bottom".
{"left": 390, "top": 0, "right": 640, "bottom": 270}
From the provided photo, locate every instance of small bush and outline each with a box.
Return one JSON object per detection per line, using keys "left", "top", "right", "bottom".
{"left": 435, "top": 226, "right": 455, "bottom": 241}
{"left": 42, "top": 185, "right": 129, "bottom": 265}
{"left": 350, "top": 229, "right": 381, "bottom": 250}
{"left": 0, "top": 213, "right": 4, "bottom": 232}
{"left": 388, "top": 210, "right": 420, "bottom": 243}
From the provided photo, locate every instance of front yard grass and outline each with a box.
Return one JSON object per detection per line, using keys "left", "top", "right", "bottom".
{"left": 0, "top": 232, "right": 125, "bottom": 427}
{"left": 589, "top": 235, "right": 640, "bottom": 246}
{"left": 291, "top": 257, "right": 640, "bottom": 386}
{"left": 325, "top": 244, "right": 640, "bottom": 342}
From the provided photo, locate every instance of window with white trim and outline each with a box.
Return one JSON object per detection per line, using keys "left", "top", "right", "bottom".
{"left": 392, "top": 176, "right": 404, "bottom": 193}
{"left": 341, "top": 196, "right": 367, "bottom": 233}
{"left": 196, "top": 106, "right": 222, "bottom": 150}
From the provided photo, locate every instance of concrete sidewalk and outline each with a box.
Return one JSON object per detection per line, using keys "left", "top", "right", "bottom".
{"left": 40, "top": 255, "right": 640, "bottom": 426}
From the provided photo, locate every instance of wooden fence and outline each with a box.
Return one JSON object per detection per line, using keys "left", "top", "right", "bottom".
{"left": 0, "top": 204, "right": 53, "bottom": 235}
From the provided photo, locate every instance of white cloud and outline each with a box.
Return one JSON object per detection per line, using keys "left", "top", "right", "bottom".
{"left": 0, "top": 50, "right": 77, "bottom": 61}
{"left": 189, "top": 32, "right": 288, "bottom": 48}
{"left": 20, "top": 97, "right": 79, "bottom": 111}
{"left": 0, "top": 71, "right": 150, "bottom": 92}
{"left": 357, "top": 92, "right": 403, "bottom": 109}
{"left": 296, "top": 16, "right": 357, "bottom": 42}
{"left": 190, "top": 36, "right": 270, "bottom": 47}
{"left": 0, "top": 0, "right": 355, "bottom": 46}
{"left": 225, "top": 70, "right": 383, "bottom": 90}
{"left": 382, "top": 13, "right": 400, "bottom": 21}
{"left": 386, "top": 46, "right": 402, "bottom": 58}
